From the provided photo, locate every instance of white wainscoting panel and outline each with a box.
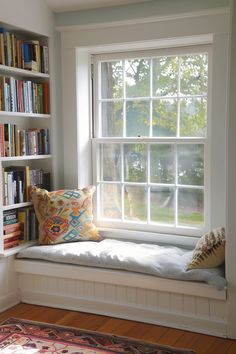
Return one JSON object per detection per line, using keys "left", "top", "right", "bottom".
{"left": 15, "top": 259, "right": 227, "bottom": 337}
{"left": 0, "top": 256, "right": 20, "bottom": 312}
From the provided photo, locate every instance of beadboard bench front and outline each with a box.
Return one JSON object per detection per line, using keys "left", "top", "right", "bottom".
{"left": 14, "top": 258, "right": 227, "bottom": 337}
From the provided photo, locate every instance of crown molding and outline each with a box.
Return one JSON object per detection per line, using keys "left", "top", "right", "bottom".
{"left": 56, "top": 7, "right": 229, "bottom": 32}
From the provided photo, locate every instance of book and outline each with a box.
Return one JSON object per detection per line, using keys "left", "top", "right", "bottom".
{"left": 0, "top": 76, "right": 6, "bottom": 111}
{"left": 41, "top": 45, "right": 49, "bottom": 74}
{"left": 42, "top": 81, "right": 49, "bottom": 114}
{"left": 0, "top": 124, "right": 5, "bottom": 156}
{"left": 3, "top": 221, "right": 21, "bottom": 234}
{"left": 24, "top": 60, "right": 38, "bottom": 72}
{"left": 11, "top": 33, "right": 17, "bottom": 68}
{"left": 0, "top": 32, "right": 5, "bottom": 65}
{"left": 18, "top": 207, "right": 29, "bottom": 241}
{"left": 4, "top": 123, "right": 11, "bottom": 156}
{"left": 16, "top": 39, "right": 23, "bottom": 69}
{"left": 29, "top": 208, "right": 38, "bottom": 241}
{"left": 3, "top": 209, "right": 18, "bottom": 226}
{"left": 0, "top": 28, "right": 7, "bottom": 65}
{"left": 4, "top": 238, "right": 20, "bottom": 250}
{"left": 3, "top": 229, "right": 21, "bottom": 239}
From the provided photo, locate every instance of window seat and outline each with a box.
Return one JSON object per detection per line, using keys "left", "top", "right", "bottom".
{"left": 14, "top": 239, "right": 227, "bottom": 337}
{"left": 16, "top": 238, "right": 226, "bottom": 290}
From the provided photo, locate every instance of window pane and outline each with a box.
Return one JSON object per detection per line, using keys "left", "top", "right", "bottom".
{"left": 178, "top": 144, "right": 204, "bottom": 186}
{"left": 178, "top": 188, "right": 204, "bottom": 227}
{"left": 124, "top": 144, "right": 147, "bottom": 182}
{"left": 152, "top": 99, "right": 177, "bottom": 137}
{"left": 125, "top": 59, "right": 150, "bottom": 98}
{"left": 150, "top": 144, "right": 175, "bottom": 183}
{"left": 101, "top": 101, "right": 123, "bottom": 137}
{"left": 153, "top": 56, "right": 178, "bottom": 97}
{"left": 150, "top": 187, "right": 175, "bottom": 224}
{"left": 126, "top": 100, "right": 150, "bottom": 137}
{"left": 180, "top": 54, "right": 208, "bottom": 95}
{"left": 101, "top": 61, "right": 123, "bottom": 99}
{"left": 101, "top": 183, "right": 121, "bottom": 219}
{"left": 125, "top": 185, "right": 147, "bottom": 221}
{"left": 180, "top": 98, "right": 207, "bottom": 137}
{"left": 101, "top": 144, "right": 121, "bottom": 181}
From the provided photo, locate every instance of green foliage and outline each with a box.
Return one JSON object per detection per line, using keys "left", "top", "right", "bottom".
{"left": 101, "top": 53, "right": 207, "bottom": 221}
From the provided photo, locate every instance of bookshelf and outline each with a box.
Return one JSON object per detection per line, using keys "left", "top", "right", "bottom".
{"left": 0, "top": 24, "right": 52, "bottom": 256}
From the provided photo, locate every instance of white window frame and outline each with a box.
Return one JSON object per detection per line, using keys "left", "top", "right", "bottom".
{"left": 92, "top": 44, "right": 212, "bottom": 238}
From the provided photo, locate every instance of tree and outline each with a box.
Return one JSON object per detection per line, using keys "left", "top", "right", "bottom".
{"left": 100, "top": 54, "right": 207, "bottom": 224}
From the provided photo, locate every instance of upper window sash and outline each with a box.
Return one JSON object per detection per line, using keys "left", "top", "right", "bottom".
{"left": 93, "top": 45, "right": 210, "bottom": 141}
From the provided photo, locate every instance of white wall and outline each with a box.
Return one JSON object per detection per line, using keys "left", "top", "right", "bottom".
{"left": 0, "top": 0, "right": 53, "bottom": 36}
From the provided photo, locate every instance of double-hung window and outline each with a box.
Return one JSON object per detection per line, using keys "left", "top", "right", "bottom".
{"left": 92, "top": 45, "right": 210, "bottom": 237}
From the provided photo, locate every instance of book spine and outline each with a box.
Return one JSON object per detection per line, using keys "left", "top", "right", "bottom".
{"left": 3, "top": 221, "right": 21, "bottom": 233}
{"left": 42, "top": 81, "right": 49, "bottom": 114}
{"left": 0, "top": 123, "right": 5, "bottom": 157}
{"left": 4, "top": 239, "right": 20, "bottom": 250}
{"left": 0, "top": 33, "right": 5, "bottom": 65}
{"left": 3, "top": 171, "right": 8, "bottom": 206}
{"left": 3, "top": 229, "right": 21, "bottom": 238}
{"left": 20, "top": 130, "right": 26, "bottom": 156}
{"left": 7, "top": 171, "right": 13, "bottom": 205}
{"left": 4, "top": 123, "right": 11, "bottom": 157}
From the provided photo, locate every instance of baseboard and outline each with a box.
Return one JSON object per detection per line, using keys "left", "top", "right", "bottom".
{"left": 20, "top": 289, "right": 226, "bottom": 337}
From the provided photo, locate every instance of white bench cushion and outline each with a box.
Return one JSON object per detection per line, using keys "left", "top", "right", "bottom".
{"left": 17, "top": 238, "right": 226, "bottom": 290}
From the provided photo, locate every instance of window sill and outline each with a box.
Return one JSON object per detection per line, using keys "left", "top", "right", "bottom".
{"left": 99, "top": 227, "right": 198, "bottom": 249}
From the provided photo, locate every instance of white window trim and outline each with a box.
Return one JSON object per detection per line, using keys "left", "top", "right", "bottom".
{"left": 92, "top": 45, "right": 211, "bottom": 238}
{"left": 59, "top": 9, "right": 228, "bottom": 255}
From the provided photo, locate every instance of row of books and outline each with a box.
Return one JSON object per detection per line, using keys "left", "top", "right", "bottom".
{"left": 2, "top": 166, "right": 50, "bottom": 206}
{"left": 0, "top": 28, "right": 49, "bottom": 74}
{"left": 3, "top": 208, "right": 38, "bottom": 250}
{"left": 0, "top": 76, "right": 49, "bottom": 114}
{"left": 0, "top": 124, "right": 50, "bottom": 157}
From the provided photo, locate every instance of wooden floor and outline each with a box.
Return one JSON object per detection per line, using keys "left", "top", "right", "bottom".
{"left": 0, "top": 303, "right": 235, "bottom": 353}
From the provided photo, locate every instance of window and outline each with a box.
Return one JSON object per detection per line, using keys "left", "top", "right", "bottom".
{"left": 92, "top": 46, "right": 210, "bottom": 236}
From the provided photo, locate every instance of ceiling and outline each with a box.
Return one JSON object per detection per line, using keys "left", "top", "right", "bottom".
{"left": 45, "top": 0, "right": 152, "bottom": 13}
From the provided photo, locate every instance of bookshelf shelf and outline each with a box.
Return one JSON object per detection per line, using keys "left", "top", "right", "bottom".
{"left": 3, "top": 202, "right": 33, "bottom": 211}
{"left": 0, "top": 111, "right": 51, "bottom": 118}
{"left": 0, "top": 241, "right": 37, "bottom": 257}
{"left": 0, "top": 24, "right": 52, "bottom": 255}
{"left": 0, "top": 64, "right": 50, "bottom": 78}
{"left": 1, "top": 154, "right": 52, "bottom": 162}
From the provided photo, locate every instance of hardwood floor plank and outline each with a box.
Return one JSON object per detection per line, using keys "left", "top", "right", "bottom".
{"left": 157, "top": 328, "right": 186, "bottom": 346}
{"left": 191, "top": 335, "right": 218, "bottom": 354}
{"left": 98, "top": 318, "right": 137, "bottom": 335}
{"left": 226, "top": 341, "right": 236, "bottom": 353}
{"left": 174, "top": 331, "right": 200, "bottom": 349}
{"left": 0, "top": 303, "right": 235, "bottom": 354}
{"left": 206, "top": 338, "right": 233, "bottom": 354}
{"left": 137, "top": 324, "right": 169, "bottom": 342}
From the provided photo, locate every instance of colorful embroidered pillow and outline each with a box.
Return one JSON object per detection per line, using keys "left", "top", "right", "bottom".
{"left": 187, "top": 227, "right": 226, "bottom": 270}
{"left": 31, "top": 186, "right": 101, "bottom": 245}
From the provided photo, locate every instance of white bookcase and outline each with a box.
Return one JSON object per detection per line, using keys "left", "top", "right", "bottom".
{"left": 0, "top": 24, "right": 52, "bottom": 256}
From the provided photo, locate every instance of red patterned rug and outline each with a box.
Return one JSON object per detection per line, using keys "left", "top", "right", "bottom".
{"left": 0, "top": 318, "right": 196, "bottom": 354}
